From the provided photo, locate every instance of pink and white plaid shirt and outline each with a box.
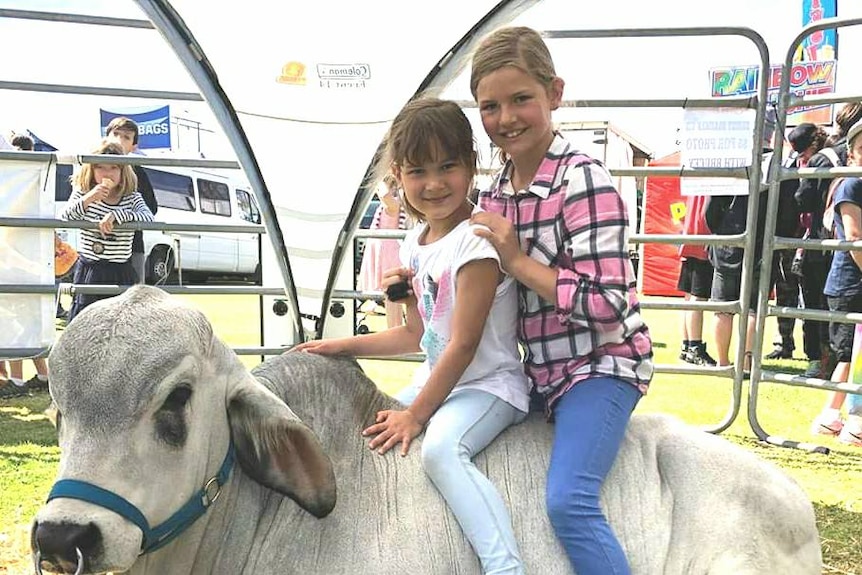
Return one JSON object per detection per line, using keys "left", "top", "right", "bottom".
{"left": 479, "top": 134, "right": 653, "bottom": 411}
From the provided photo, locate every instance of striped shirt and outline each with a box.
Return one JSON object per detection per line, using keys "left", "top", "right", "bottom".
{"left": 479, "top": 134, "right": 653, "bottom": 411}
{"left": 370, "top": 204, "right": 409, "bottom": 231}
{"left": 61, "top": 190, "right": 154, "bottom": 263}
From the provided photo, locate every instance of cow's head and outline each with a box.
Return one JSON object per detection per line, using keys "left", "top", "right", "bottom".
{"left": 31, "top": 286, "right": 336, "bottom": 574}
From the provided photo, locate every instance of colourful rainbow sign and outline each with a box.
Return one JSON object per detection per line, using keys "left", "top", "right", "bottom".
{"left": 709, "top": 61, "right": 836, "bottom": 125}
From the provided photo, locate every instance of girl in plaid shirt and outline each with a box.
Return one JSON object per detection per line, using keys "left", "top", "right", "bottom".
{"left": 470, "top": 26, "right": 654, "bottom": 574}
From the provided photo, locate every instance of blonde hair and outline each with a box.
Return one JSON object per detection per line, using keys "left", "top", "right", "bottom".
{"left": 384, "top": 98, "right": 476, "bottom": 222}
{"left": 72, "top": 141, "right": 137, "bottom": 196}
{"left": 469, "top": 26, "right": 557, "bottom": 100}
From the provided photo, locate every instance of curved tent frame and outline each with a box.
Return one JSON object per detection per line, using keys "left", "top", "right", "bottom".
{"left": 3, "top": 1, "right": 862, "bottom": 454}
{"left": 134, "top": 0, "right": 538, "bottom": 343}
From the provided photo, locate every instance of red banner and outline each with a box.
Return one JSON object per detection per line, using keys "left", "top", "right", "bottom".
{"left": 642, "top": 152, "right": 685, "bottom": 296}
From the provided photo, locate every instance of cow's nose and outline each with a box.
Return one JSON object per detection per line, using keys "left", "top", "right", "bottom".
{"left": 33, "top": 521, "right": 101, "bottom": 573}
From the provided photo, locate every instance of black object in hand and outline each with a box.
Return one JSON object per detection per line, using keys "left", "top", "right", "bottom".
{"left": 385, "top": 280, "right": 411, "bottom": 302}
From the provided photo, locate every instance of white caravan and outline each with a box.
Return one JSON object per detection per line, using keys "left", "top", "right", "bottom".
{"left": 54, "top": 164, "right": 262, "bottom": 284}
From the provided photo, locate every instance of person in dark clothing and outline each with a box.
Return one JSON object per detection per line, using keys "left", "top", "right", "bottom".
{"left": 793, "top": 104, "right": 862, "bottom": 379}
{"left": 704, "top": 113, "right": 801, "bottom": 370}
{"left": 759, "top": 123, "right": 830, "bottom": 364}
{"left": 105, "top": 117, "right": 157, "bottom": 284}
{"left": 789, "top": 121, "right": 844, "bottom": 378}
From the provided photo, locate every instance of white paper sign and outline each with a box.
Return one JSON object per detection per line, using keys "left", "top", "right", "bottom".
{"left": 681, "top": 108, "right": 755, "bottom": 196}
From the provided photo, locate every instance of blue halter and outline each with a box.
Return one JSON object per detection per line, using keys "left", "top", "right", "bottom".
{"left": 46, "top": 442, "right": 235, "bottom": 554}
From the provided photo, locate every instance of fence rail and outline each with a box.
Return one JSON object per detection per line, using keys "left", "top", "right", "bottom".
{"left": 4, "top": 10, "right": 862, "bottom": 454}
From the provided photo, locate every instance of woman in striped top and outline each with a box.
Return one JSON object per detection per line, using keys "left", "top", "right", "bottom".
{"left": 61, "top": 141, "right": 153, "bottom": 321}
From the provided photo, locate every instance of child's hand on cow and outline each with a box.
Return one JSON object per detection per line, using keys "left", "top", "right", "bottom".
{"left": 290, "top": 339, "right": 352, "bottom": 356}
{"left": 362, "top": 409, "right": 422, "bottom": 456}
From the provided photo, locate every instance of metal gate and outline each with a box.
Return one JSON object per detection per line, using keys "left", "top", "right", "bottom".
{"left": 2, "top": 7, "right": 862, "bottom": 453}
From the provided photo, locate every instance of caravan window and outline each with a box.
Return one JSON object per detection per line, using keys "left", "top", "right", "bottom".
{"left": 55, "top": 164, "right": 73, "bottom": 201}
{"left": 236, "top": 189, "right": 261, "bottom": 224}
{"left": 145, "top": 168, "right": 195, "bottom": 211}
{"left": 198, "top": 178, "right": 231, "bottom": 217}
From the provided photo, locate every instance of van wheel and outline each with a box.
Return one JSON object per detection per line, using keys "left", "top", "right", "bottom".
{"left": 147, "top": 247, "right": 176, "bottom": 285}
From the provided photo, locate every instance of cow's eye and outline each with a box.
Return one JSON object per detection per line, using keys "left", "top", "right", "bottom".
{"left": 155, "top": 385, "right": 191, "bottom": 447}
{"left": 162, "top": 385, "right": 192, "bottom": 412}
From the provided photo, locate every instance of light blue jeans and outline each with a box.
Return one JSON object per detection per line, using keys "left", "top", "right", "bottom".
{"left": 546, "top": 376, "right": 641, "bottom": 575}
{"left": 397, "top": 386, "right": 527, "bottom": 575}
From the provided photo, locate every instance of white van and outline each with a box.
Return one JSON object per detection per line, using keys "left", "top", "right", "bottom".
{"left": 54, "top": 164, "right": 263, "bottom": 284}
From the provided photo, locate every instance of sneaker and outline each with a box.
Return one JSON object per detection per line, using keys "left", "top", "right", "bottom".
{"left": 679, "top": 344, "right": 690, "bottom": 362}
{"left": 24, "top": 374, "right": 49, "bottom": 393}
{"left": 802, "top": 360, "right": 823, "bottom": 379}
{"left": 764, "top": 345, "right": 794, "bottom": 360}
{"left": 0, "top": 380, "right": 27, "bottom": 400}
{"left": 687, "top": 343, "right": 717, "bottom": 367}
{"left": 811, "top": 409, "right": 844, "bottom": 436}
{"left": 838, "top": 416, "right": 862, "bottom": 446}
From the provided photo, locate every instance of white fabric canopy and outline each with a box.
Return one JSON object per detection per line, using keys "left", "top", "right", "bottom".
{"left": 0, "top": 160, "right": 55, "bottom": 350}
{"left": 135, "top": 0, "right": 538, "bottom": 344}
{"left": 4, "top": 0, "right": 860, "bottom": 347}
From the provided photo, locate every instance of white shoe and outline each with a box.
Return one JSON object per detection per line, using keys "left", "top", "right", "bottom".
{"left": 810, "top": 409, "right": 844, "bottom": 436}
{"left": 838, "top": 415, "right": 862, "bottom": 447}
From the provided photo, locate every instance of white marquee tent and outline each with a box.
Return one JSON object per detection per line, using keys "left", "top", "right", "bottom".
{"left": 2, "top": 0, "right": 861, "bottom": 351}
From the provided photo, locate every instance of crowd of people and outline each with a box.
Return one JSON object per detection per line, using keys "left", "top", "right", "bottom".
{"left": 677, "top": 101, "right": 862, "bottom": 448}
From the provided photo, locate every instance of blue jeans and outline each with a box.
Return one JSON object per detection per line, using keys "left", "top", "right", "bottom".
{"left": 546, "top": 376, "right": 642, "bottom": 575}
{"left": 398, "top": 386, "right": 527, "bottom": 574}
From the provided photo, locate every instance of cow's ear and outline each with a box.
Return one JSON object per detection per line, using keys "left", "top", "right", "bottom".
{"left": 227, "top": 374, "right": 336, "bottom": 518}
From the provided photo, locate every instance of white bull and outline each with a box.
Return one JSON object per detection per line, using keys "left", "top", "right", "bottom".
{"left": 32, "top": 285, "right": 822, "bottom": 574}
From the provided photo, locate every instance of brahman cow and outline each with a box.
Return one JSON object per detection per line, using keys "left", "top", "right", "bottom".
{"left": 32, "top": 285, "right": 822, "bottom": 574}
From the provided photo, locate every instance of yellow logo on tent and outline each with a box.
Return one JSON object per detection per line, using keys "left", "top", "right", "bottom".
{"left": 277, "top": 62, "right": 306, "bottom": 86}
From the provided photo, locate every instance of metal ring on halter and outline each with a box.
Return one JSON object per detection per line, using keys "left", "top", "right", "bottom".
{"left": 202, "top": 476, "right": 222, "bottom": 506}
{"left": 33, "top": 546, "right": 84, "bottom": 575}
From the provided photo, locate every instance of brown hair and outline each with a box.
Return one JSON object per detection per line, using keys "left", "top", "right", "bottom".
{"left": 11, "top": 134, "right": 34, "bottom": 151}
{"left": 826, "top": 101, "right": 862, "bottom": 147}
{"left": 384, "top": 98, "right": 476, "bottom": 222}
{"left": 105, "top": 116, "right": 140, "bottom": 145}
{"left": 835, "top": 102, "right": 862, "bottom": 136}
{"left": 811, "top": 125, "right": 830, "bottom": 152}
{"left": 72, "top": 141, "right": 138, "bottom": 196}
{"left": 469, "top": 26, "right": 557, "bottom": 100}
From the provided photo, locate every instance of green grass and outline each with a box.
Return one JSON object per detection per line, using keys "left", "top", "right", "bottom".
{"left": 2, "top": 295, "right": 861, "bottom": 574}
